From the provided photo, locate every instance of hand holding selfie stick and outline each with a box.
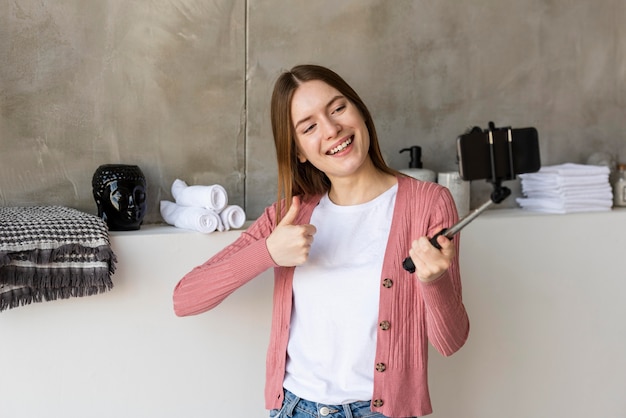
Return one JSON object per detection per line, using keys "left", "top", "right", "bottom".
{"left": 402, "top": 184, "right": 510, "bottom": 273}
{"left": 402, "top": 122, "right": 540, "bottom": 274}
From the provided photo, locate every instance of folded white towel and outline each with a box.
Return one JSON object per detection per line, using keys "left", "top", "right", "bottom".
{"left": 521, "top": 179, "right": 612, "bottom": 193}
{"left": 516, "top": 197, "right": 612, "bottom": 214}
{"left": 520, "top": 176, "right": 610, "bottom": 191}
{"left": 219, "top": 205, "right": 246, "bottom": 230}
{"left": 521, "top": 175, "right": 609, "bottom": 187}
{"left": 519, "top": 164, "right": 610, "bottom": 186}
{"left": 171, "top": 179, "right": 228, "bottom": 212}
{"left": 526, "top": 163, "right": 610, "bottom": 176}
{"left": 523, "top": 189, "right": 613, "bottom": 200}
{"left": 160, "top": 200, "right": 224, "bottom": 234}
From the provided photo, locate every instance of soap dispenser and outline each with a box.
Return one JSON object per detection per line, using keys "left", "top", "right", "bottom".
{"left": 399, "top": 146, "right": 436, "bottom": 182}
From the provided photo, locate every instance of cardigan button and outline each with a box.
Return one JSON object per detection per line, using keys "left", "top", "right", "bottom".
{"left": 375, "top": 362, "right": 386, "bottom": 372}
{"left": 372, "top": 399, "right": 384, "bottom": 407}
{"left": 382, "top": 278, "right": 393, "bottom": 288}
{"left": 379, "top": 320, "right": 391, "bottom": 331}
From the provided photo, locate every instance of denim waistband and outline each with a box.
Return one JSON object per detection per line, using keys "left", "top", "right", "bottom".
{"left": 279, "top": 388, "right": 383, "bottom": 418}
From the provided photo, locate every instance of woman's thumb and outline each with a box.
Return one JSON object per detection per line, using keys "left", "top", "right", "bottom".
{"left": 278, "top": 196, "right": 300, "bottom": 226}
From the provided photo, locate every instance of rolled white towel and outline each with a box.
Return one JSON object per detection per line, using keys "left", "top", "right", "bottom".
{"left": 170, "top": 179, "right": 187, "bottom": 200}
{"left": 170, "top": 179, "right": 228, "bottom": 212}
{"left": 219, "top": 205, "right": 246, "bottom": 230}
{"left": 160, "top": 200, "right": 224, "bottom": 234}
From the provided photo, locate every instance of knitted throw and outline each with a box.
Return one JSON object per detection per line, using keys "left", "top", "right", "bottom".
{"left": 0, "top": 206, "right": 117, "bottom": 312}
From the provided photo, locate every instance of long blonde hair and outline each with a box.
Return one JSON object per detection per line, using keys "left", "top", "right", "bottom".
{"left": 270, "top": 64, "right": 397, "bottom": 222}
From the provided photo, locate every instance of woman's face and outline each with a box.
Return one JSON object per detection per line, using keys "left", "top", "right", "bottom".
{"left": 290, "top": 80, "right": 371, "bottom": 182}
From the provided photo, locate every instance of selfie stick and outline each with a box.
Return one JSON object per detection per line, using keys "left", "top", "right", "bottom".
{"left": 402, "top": 125, "right": 515, "bottom": 274}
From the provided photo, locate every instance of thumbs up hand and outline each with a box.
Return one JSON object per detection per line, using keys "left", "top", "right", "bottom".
{"left": 266, "top": 196, "right": 317, "bottom": 267}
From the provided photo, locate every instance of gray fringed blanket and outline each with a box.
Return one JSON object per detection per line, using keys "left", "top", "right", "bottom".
{"left": 0, "top": 206, "right": 117, "bottom": 312}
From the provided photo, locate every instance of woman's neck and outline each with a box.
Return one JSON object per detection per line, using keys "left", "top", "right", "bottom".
{"left": 327, "top": 166, "right": 397, "bottom": 206}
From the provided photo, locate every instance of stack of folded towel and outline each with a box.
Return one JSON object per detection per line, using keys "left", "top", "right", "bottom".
{"left": 516, "top": 163, "right": 613, "bottom": 213}
{"left": 160, "top": 179, "right": 246, "bottom": 233}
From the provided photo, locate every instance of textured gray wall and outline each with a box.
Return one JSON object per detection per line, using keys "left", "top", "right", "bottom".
{"left": 2, "top": 0, "right": 625, "bottom": 221}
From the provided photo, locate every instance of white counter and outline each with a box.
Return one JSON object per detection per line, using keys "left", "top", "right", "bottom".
{"left": 1, "top": 208, "right": 625, "bottom": 418}
{"left": 431, "top": 207, "right": 626, "bottom": 418}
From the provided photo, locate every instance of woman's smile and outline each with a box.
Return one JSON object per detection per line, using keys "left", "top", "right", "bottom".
{"left": 327, "top": 136, "right": 353, "bottom": 155}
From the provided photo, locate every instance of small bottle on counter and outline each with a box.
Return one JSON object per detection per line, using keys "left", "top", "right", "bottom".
{"left": 614, "top": 163, "right": 626, "bottom": 207}
{"left": 398, "top": 146, "right": 436, "bottom": 182}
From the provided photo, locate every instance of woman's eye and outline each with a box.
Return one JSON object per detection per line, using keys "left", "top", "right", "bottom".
{"left": 332, "top": 104, "right": 346, "bottom": 114}
{"left": 303, "top": 123, "right": 316, "bottom": 134}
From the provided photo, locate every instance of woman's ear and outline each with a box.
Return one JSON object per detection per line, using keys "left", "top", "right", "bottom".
{"left": 297, "top": 153, "right": 307, "bottom": 163}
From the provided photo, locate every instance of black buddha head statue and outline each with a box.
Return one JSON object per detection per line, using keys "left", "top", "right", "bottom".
{"left": 92, "top": 164, "right": 147, "bottom": 231}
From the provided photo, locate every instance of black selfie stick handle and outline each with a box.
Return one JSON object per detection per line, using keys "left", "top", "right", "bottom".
{"left": 402, "top": 228, "right": 447, "bottom": 273}
{"left": 402, "top": 257, "right": 417, "bottom": 273}
{"left": 429, "top": 229, "right": 447, "bottom": 250}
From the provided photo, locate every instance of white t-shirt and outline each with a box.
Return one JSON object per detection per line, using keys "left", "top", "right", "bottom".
{"left": 283, "top": 184, "right": 397, "bottom": 404}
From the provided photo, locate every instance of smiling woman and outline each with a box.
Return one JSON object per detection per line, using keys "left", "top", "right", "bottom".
{"left": 172, "top": 64, "right": 469, "bottom": 418}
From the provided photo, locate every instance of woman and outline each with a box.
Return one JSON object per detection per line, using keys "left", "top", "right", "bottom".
{"left": 173, "top": 64, "right": 469, "bottom": 418}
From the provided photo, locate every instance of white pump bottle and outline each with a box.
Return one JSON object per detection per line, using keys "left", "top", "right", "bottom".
{"left": 398, "top": 146, "right": 436, "bottom": 182}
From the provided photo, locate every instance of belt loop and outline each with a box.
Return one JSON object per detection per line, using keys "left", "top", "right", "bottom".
{"left": 283, "top": 390, "right": 300, "bottom": 418}
{"left": 342, "top": 403, "right": 354, "bottom": 418}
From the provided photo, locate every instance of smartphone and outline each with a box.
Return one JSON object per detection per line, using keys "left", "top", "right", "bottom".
{"left": 456, "top": 126, "right": 541, "bottom": 181}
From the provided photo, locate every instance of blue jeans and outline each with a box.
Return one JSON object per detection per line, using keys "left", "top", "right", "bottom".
{"left": 269, "top": 388, "right": 388, "bottom": 418}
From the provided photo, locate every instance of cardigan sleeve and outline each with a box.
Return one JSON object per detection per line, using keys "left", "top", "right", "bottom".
{"left": 172, "top": 204, "right": 279, "bottom": 317}
{"left": 420, "top": 186, "right": 470, "bottom": 356}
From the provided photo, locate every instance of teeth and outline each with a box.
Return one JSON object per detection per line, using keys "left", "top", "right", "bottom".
{"left": 329, "top": 137, "right": 353, "bottom": 155}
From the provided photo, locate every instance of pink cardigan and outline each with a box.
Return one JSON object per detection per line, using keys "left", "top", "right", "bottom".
{"left": 173, "top": 175, "right": 469, "bottom": 417}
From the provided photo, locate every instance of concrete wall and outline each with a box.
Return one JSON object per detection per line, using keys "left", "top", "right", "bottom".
{"left": 2, "top": 1, "right": 626, "bottom": 221}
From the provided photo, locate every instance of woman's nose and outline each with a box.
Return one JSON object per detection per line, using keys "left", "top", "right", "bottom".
{"left": 321, "top": 117, "right": 341, "bottom": 140}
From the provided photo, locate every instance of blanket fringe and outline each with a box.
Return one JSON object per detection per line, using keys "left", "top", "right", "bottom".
{"left": 1, "top": 284, "right": 112, "bottom": 312}
{"left": 0, "top": 266, "right": 113, "bottom": 289}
